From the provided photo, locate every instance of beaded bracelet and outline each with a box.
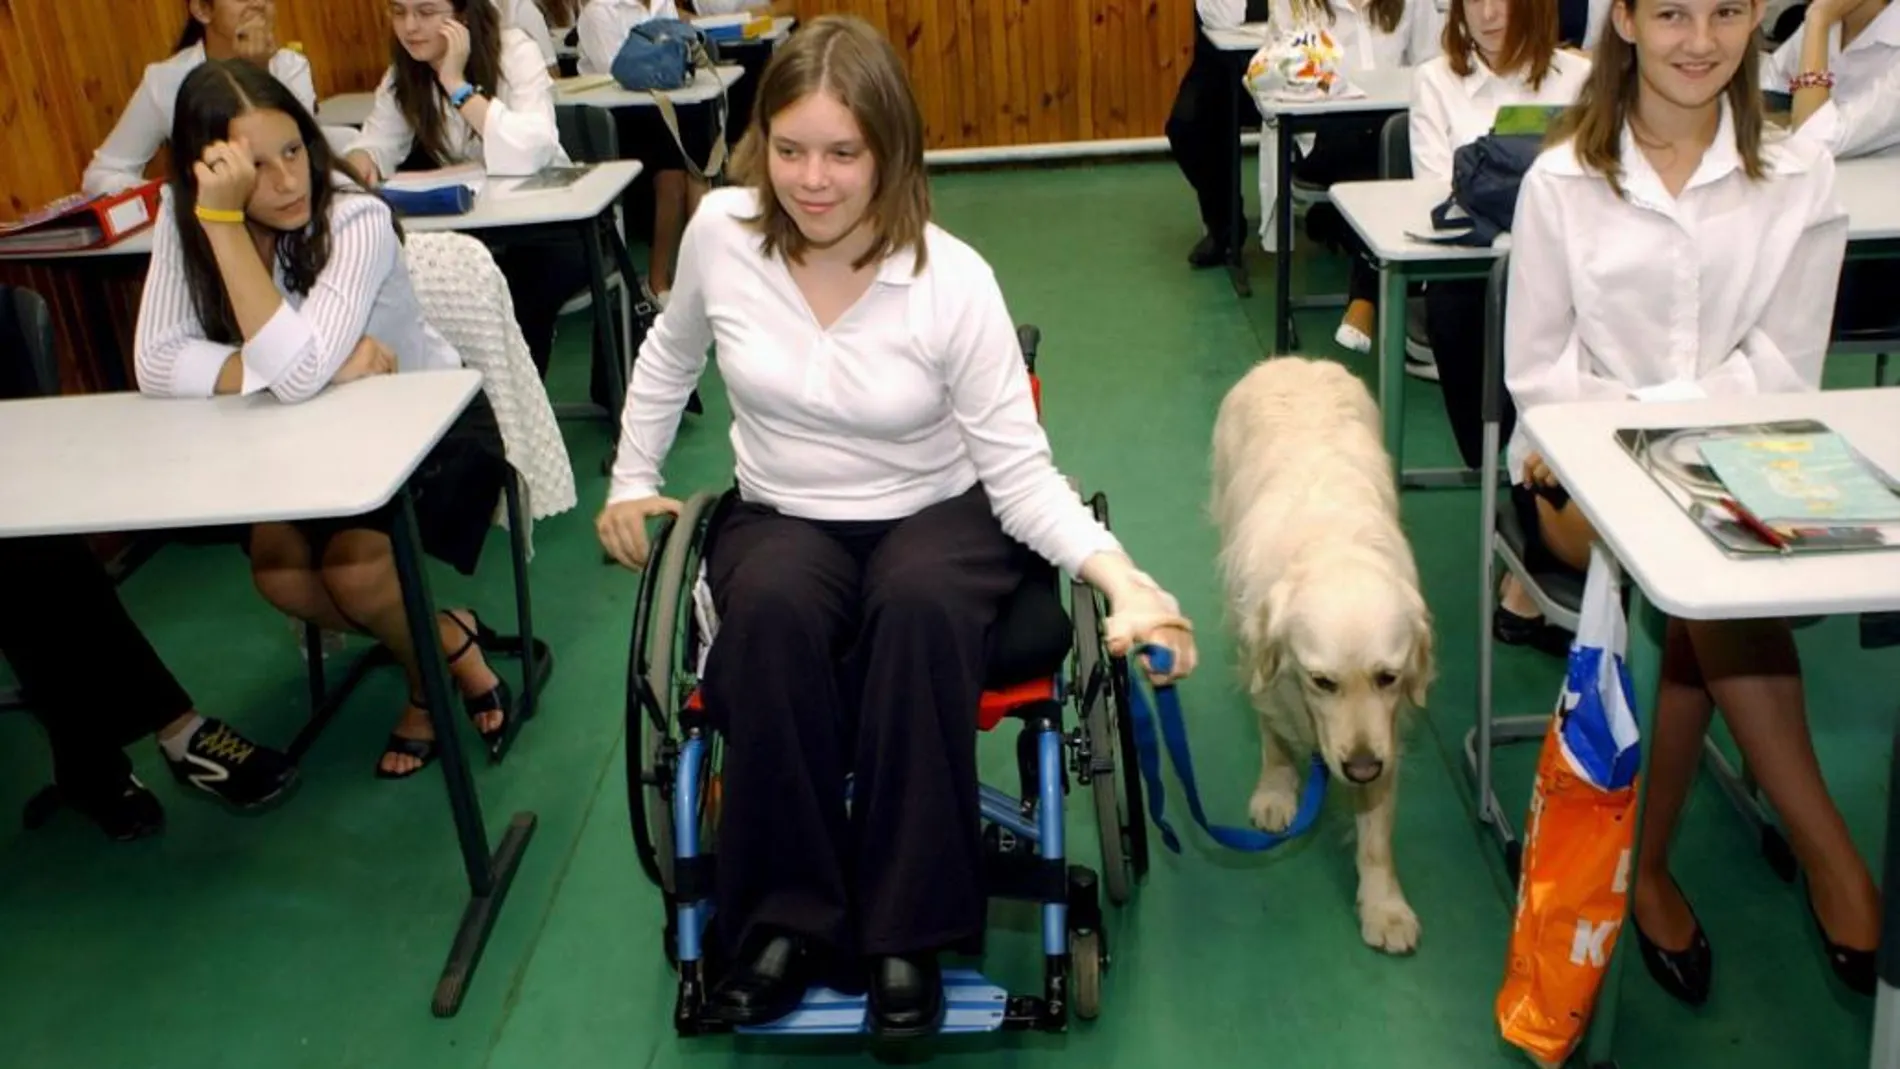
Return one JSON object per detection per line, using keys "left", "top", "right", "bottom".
{"left": 1789, "top": 70, "right": 1836, "bottom": 91}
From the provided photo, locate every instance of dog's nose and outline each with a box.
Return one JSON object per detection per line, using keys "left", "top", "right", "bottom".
{"left": 1342, "top": 751, "right": 1385, "bottom": 784}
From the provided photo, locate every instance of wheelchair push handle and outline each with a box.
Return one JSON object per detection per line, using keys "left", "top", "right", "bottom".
{"left": 1016, "top": 324, "right": 1041, "bottom": 373}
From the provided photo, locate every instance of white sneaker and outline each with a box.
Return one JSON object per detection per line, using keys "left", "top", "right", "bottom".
{"left": 1334, "top": 322, "right": 1373, "bottom": 353}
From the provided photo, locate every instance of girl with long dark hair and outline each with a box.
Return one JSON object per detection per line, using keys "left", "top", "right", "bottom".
{"left": 134, "top": 59, "right": 525, "bottom": 781}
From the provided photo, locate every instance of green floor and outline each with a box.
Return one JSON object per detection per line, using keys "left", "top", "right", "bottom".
{"left": 1, "top": 159, "right": 1894, "bottom": 1069}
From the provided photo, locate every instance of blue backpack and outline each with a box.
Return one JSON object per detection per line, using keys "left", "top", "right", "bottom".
{"left": 1425, "top": 133, "right": 1543, "bottom": 247}
{"left": 610, "top": 17, "right": 717, "bottom": 92}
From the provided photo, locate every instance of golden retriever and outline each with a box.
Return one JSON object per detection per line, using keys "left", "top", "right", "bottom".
{"left": 1209, "top": 356, "right": 1436, "bottom": 954}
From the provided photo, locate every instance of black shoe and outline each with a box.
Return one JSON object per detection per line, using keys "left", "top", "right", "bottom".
{"left": 35, "top": 774, "right": 166, "bottom": 842}
{"left": 1632, "top": 880, "right": 1712, "bottom": 1006}
{"left": 1187, "top": 232, "right": 1229, "bottom": 268}
{"left": 705, "top": 932, "right": 814, "bottom": 1025}
{"left": 867, "top": 953, "right": 945, "bottom": 1039}
{"left": 1803, "top": 876, "right": 1877, "bottom": 996}
{"left": 163, "top": 718, "right": 299, "bottom": 811}
{"left": 1493, "top": 604, "right": 1575, "bottom": 658}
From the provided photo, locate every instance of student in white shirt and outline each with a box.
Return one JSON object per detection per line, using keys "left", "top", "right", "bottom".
{"left": 596, "top": 15, "right": 1198, "bottom": 1036}
{"left": 1407, "top": 0, "right": 1590, "bottom": 470}
{"left": 83, "top": 0, "right": 317, "bottom": 197}
{"left": 1504, "top": 0, "right": 1874, "bottom": 1004}
{"left": 576, "top": 0, "right": 711, "bottom": 307}
{"left": 1263, "top": 0, "right": 1441, "bottom": 351}
{"left": 494, "top": 0, "right": 562, "bottom": 71}
{"left": 1166, "top": 0, "right": 1256, "bottom": 269}
{"left": 134, "top": 59, "right": 523, "bottom": 781}
{"left": 345, "top": 0, "right": 590, "bottom": 391}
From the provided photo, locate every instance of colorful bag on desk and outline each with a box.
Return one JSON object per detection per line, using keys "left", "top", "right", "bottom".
{"left": 1495, "top": 547, "right": 1643, "bottom": 1069}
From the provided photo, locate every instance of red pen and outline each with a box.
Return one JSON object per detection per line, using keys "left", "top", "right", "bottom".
{"left": 1720, "top": 497, "right": 1792, "bottom": 553}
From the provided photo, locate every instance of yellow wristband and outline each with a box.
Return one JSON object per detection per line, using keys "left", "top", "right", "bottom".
{"left": 194, "top": 204, "right": 247, "bottom": 225}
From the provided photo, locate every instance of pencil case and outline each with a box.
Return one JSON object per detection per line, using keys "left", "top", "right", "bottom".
{"left": 377, "top": 184, "right": 476, "bottom": 217}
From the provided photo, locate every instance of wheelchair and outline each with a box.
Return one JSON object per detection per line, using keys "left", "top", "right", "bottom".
{"left": 624, "top": 326, "right": 1151, "bottom": 1037}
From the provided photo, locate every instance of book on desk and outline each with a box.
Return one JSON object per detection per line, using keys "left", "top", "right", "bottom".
{"left": 1617, "top": 419, "right": 1900, "bottom": 556}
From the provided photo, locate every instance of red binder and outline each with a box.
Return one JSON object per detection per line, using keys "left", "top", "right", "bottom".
{"left": 0, "top": 180, "right": 164, "bottom": 254}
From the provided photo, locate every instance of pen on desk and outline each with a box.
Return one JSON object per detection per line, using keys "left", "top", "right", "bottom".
{"left": 1719, "top": 496, "right": 1793, "bottom": 553}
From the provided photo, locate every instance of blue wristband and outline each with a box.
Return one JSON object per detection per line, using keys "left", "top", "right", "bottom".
{"left": 448, "top": 83, "right": 478, "bottom": 109}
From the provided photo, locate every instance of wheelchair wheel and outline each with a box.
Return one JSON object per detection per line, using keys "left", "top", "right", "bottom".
{"left": 627, "top": 489, "right": 723, "bottom": 900}
{"left": 1073, "top": 490, "right": 1150, "bottom": 906}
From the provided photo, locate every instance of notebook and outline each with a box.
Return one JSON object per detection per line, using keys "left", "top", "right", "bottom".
{"left": 1614, "top": 419, "right": 1900, "bottom": 556}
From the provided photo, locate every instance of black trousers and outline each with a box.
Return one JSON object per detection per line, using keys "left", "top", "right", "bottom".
{"left": 1167, "top": 33, "right": 1242, "bottom": 248}
{"left": 1297, "top": 117, "right": 1387, "bottom": 306}
{"left": 700, "top": 484, "right": 1027, "bottom": 960}
{"left": 0, "top": 536, "right": 191, "bottom": 797}
{"left": 492, "top": 230, "right": 596, "bottom": 384}
{"left": 1424, "top": 277, "right": 1503, "bottom": 470}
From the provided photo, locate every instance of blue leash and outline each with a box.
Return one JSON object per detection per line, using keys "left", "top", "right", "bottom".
{"left": 1125, "top": 644, "right": 1328, "bottom": 854}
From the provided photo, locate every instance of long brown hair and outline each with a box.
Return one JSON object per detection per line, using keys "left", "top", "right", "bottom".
{"left": 1290, "top": 0, "right": 1409, "bottom": 36}
{"left": 390, "top": 0, "right": 504, "bottom": 167}
{"left": 730, "top": 15, "right": 931, "bottom": 272}
{"left": 168, "top": 60, "right": 375, "bottom": 345}
{"left": 1549, "top": 0, "right": 1765, "bottom": 196}
{"left": 1445, "top": 0, "right": 1559, "bottom": 87}
{"left": 533, "top": 0, "right": 579, "bottom": 27}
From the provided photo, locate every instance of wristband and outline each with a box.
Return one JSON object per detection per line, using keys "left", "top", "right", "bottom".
{"left": 194, "top": 204, "right": 247, "bottom": 225}
{"left": 1789, "top": 70, "right": 1835, "bottom": 91}
{"left": 448, "top": 82, "right": 478, "bottom": 109}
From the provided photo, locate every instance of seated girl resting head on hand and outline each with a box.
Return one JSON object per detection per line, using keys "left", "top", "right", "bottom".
{"left": 133, "top": 58, "right": 526, "bottom": 781}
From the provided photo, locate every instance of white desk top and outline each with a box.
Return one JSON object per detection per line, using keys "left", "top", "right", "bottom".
{"left": 1, "top": 160, "right": 642, "bottom": 263}
{"left": 316, "top": 91, "right": 375, "bottom": 127}
{"left": 1334, "top": 153, "right": 1900, "bottom": 265}
{"left": 0, "top": 370, "right": 482, "bottom": 539}
{"left": 1523, "top": 388, "right": 1900, "bottom": 621}
{"left": 556, "top": 64, "right": 744, "bottom": 108}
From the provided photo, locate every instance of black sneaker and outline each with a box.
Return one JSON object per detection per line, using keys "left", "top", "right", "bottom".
{"left": 28, "top": 774, "right": 167, "bottom": 842}
{"left": 164, "top": 719, "right": 299, "bottom": 811}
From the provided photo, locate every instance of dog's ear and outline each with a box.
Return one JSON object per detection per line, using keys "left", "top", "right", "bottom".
{"left": 1404, "top": 596, "right": 1437, "bottom": 710}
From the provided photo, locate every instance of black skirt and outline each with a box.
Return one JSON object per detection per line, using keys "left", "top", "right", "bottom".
{"left": 259, "top": 389, "right": 511, "bottom": 577}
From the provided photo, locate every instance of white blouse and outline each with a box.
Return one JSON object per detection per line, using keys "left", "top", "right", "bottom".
{"left": 607, "top": 187, "right": 1123, "bottom": 576}
{"left": 1762, "top": 2, "right": 1900, "bottom": 159}
{"left": 576, "top": 0, "right": 680, "bottom": 76}
{"left": 346, "top": 27, "right": 570, "bottom": 179}
{"left": 495, "top": 0, "right": 561, "bottom": 67}
{"left": 83, "top": 45, "right": 317, "bottom": 198}
{"left": 1407, "top": 49, "right": 1592, "bottom": 183}
{"left": 134, "top": 188, "right": 463, "bottom": 403}
{"left": 1268, "top": 0, "right": 1441, "bottom": 71}
{"left": 1504, "top": 102, "right": 1849, "bottom": 481}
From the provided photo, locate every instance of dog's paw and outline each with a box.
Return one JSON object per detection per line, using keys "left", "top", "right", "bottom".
{"left": 1358, "top": 893, "right": 1420, "bottom": 955}
{"left": 1248, "top": 781, "right": 1300, "bottom": 833}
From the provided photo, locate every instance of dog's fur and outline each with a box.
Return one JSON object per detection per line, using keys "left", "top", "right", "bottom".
{"left": 1209, "top": 357, "right": 1437, "bottom": 954}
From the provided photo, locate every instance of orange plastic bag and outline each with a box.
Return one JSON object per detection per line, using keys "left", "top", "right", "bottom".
{"left": 1495, "top": 725, "right": 1638, "bottom": 1066}
{"left": 1495, "top": 548, "right": 1643, "bottom": 1067}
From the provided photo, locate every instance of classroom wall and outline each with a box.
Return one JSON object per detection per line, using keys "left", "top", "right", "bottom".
{"left": 0, "top": 0, "right": 1200, "bottom": 222}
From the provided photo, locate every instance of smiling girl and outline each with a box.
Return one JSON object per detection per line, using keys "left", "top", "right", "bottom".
{"left": 84, "top": 0, "right": 316, "bottom": 196}
{"left": 1504, "top": 0, "right": 1874, "bottom": 1003}
{"left": 134, "top": 59, "right": 521, "bottom": 781}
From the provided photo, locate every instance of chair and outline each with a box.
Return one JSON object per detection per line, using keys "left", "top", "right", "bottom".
{"left": 0, "top": 285, "right": 58, "bottom": 716}
{"left": 554, "top": 104, "right": 644, "bottom": 410}
{"left": 1378, "top": 113, "right": 1435, "bottom": 373}
{"left": 625, "top": 326, "right": 1148, "bottom": 1036}
{"left": 1465, "top": 255, "right": 1792, "bottom": 883}
{"left": 288, "top": 236, "right": 567, "bottom": 764}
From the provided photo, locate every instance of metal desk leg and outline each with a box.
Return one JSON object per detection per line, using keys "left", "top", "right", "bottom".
{"left": 1581, "top": 583, "right": 1668, "bottom": 1069}
{"left": 1275, "top": 116, "right": 1297, "bottom": 353}
{"left": 551, "top": 216, "right": 624, "bottom": 424}
{"left": 1871, "top": 718, "right": 1900, "bottom": 1069}
{"left": 1378, "top": 260, "right": 1406, "bottom": 473}
{"left": 390, "top": 487, "right": 538, "bottom": 1018}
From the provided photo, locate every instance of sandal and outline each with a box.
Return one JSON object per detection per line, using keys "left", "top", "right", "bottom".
{"left": 376, "top": 696, "right": 439, "bottom": 780}
{"left": 440, "top": 609, "right": 514, "bottom": 759}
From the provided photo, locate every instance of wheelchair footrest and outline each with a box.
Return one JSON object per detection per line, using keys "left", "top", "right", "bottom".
{"left": 732, "top": 968, "right": 1008, "bottom": 1036}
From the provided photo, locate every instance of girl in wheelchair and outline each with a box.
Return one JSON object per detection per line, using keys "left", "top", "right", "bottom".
{"left": 596, "top": 14, "right": 1198, "bottom": 1038}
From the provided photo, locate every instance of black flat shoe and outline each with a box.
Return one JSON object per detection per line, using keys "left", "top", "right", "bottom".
{"left": 705, "top": 932, "right": 814, "bottom": 1025}
{"left": 867, "top": 953, "right": 944, "bottom": 1039}
{"left": 1633, "top": 881, "right": 1712, "bottom": 1007}
{"left": 1493, "top": 603, "right": 1575, "bottom": 658}
{"left": 1804, "top": 876, "right": 1877, "bottom": 996}
{"left": 1187, "top": 233, "right": 1230, "bottom": 268}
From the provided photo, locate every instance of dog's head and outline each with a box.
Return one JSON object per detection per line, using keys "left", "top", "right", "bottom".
{"left": 1246, "top": 557, "right": 1436, "bottom": 786}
